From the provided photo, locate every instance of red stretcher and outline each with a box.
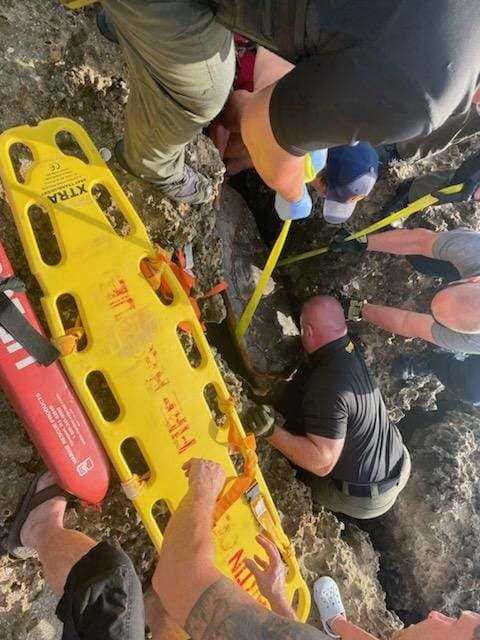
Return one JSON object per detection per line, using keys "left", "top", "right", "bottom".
{"left": 0, "top": 242, "right": 109, "bottom": 504}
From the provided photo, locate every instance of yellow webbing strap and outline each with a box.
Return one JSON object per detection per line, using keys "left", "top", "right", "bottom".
{"left": 278, "top": 183, "right": 464, "bottom": 267}
{"left": 0, "top": 117, "right": 310, "bottom": 621}
{"left": 60, "top": 0, "right": 97, "bottom": 8}
{"left": 235, "top": 220, "right": 291, "bottom": 341}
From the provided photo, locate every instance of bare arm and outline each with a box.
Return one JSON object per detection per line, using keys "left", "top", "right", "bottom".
{"left": 152, "top": 460, "right": 224, "bottom": 626}
{"left": 268, "top": 428, "right": 344, "bottom": 477}
{"left": 366, "top": 229, "right": 438, "bottom": 257}
{"left": 240, "top": 83, "right": 305, "bottom": 202}
{"left": 254, "top": 47, "right": 294, "bottom": 92}
{"left": 362, "top": 304, "right": 436, "bottom": 342}
{"left": 154, "top": 460, "right": 329, "bottom": 640}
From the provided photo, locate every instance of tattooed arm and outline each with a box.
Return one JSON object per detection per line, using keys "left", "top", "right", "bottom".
{"left": 186, "top": 577, "right": 329, "bottom": 640}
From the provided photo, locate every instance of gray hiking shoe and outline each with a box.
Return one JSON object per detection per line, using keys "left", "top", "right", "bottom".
{"left": 160, "top": 164, "right": 215, "bottom": 205}
{"left": 114, "top": 140, "right": 214, "bottom": 205}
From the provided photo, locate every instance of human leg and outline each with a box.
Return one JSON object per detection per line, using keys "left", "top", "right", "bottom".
{"left": 14, "top": 472, "right": 96, "bottom": 595}
{"left": 102, "top": 0, "right": 235, "bottom": 202}
{"left": 12, "top": 472, "right": 145, "bottom": 639}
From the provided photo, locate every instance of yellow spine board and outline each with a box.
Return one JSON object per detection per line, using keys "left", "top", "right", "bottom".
{"left": 0, "top": 118, "right": 310, "bottom": 621}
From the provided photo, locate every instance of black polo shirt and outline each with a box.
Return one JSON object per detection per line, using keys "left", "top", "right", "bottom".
{"left": 212, "top": 0, "right": 480, "bottom": 155}
{"left": 278, "top": 335, "right": 404, "bottom": 484}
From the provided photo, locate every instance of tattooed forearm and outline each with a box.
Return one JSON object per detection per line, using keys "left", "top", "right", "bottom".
{"left": 185, "top": 578, "right": 329, "bottom": 640}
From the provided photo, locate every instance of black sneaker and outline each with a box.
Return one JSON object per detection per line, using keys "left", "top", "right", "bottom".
{"left": 114, "top": 140, "right": 214, "bottom": 205}
{"left": 96, "top": 9, "right": 119, "bottom": 44}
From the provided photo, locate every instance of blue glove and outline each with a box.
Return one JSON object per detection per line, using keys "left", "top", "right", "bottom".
{"left": 304, "top": 148, "right": 327, "bottom": 182}
{"left": 275, "top": 185, "right": 312, "bottom": 221}
{"left": 310, "top": 148, "right": 328, "bottom": 173}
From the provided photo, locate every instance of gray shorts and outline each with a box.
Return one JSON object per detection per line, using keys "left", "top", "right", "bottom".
{"left": 102, "top": 0, "right": 235, "bottom": 188}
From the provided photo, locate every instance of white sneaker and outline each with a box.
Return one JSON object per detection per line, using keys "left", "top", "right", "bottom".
{"left": 313, "top": 577, "right": 346, "bottom": 639}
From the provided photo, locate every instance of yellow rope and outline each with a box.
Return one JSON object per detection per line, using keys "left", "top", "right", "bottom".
{"left": 235, "top": 220, "right": 291, "bottom": 340}
{"left": 278, "top": 183, "right": 463, "bottom": 267}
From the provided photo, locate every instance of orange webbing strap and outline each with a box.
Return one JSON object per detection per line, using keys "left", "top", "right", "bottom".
{"left": 141, "top": 247, "right": 228, "bottom": 329}
{"left": 197, "top": 280, "right": 228, "bottom": 300}
{"left": 246, "top": 484, "right": 293, "bottom": 559}
{"left": 53, "top": 319, "right": 85, "bottom": 356}
{"left": 214, "top": 428, "right": 258, "bottom": 524}
{"left": 141, "top": 248, "right": 201, "bottom": 324}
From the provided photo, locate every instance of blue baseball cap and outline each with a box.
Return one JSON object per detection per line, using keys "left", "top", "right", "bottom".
{"left": 323, "top": 142, "right": 379, "bottom": 224}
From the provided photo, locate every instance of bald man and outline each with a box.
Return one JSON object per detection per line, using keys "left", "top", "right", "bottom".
{"left": 246, "top": 296, "right": 410, "bottom": 520}
{"left": 332, "top": 228, "right": 480, "bottom": 354}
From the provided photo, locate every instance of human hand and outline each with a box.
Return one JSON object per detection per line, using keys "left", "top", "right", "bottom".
{"left": 329, "top": 228, "right": 368, "bottom": 254}
{"left": 244, "top": 405, "right": 276, "bottom": 438}
{"left": 345, "top": 298, "right": 366, "bottom": 322}
{"left": 275, "top": 186, "right": 312, "bottom": 221}
{"left": 245, "top": 535, "right": 288, "bottom": 605}
{"left": 182, "top": 458, "right": 226, "bottom": 500}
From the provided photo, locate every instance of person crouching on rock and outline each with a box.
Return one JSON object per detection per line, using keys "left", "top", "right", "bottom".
{"left": 245, "top": 295, "right": 411, "bottom": 520}
{"left": 313, "top": 575, "right": 480, "bottom": 640}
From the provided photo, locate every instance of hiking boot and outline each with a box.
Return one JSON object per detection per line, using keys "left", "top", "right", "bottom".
{"left": 114, "top": 140, "right": 214, "bottom": 205}
{"left": 96, "top": 9, "right": 119, "bottom": 44}
{"left": 160, "top": 164, "right": 215, "bottom": 205}
{"left": 391, "top": 355, "right": 432, "bottom": 381}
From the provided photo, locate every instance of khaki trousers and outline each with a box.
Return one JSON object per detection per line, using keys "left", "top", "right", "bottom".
{"left": 102, "top": 0, "right": 235, "bottom": 190}
{"left": 312, "top": 447, "right": 412, "bottom": 520}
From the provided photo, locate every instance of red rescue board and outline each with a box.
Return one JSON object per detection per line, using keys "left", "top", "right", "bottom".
{"left": 0, "top": 243, "right": 109, "bottom": 504}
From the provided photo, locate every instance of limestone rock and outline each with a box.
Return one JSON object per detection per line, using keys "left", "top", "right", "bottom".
{"left": 216, "top": 186, "right": 302, "bottom": 389}
{"left": 375, "top": 409, "right": 480, "bottom": 619}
